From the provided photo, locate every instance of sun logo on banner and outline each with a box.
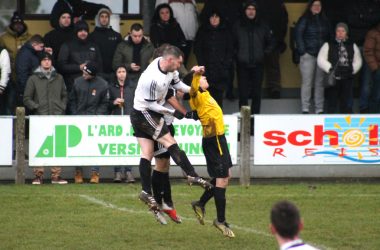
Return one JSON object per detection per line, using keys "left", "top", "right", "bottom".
{"left": 310, "top": 116, "right": 380, "bottom": 163}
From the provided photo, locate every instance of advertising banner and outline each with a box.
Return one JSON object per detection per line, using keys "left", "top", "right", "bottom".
{"left": 0, "top": 118, "right": 13, "bottom": 166}
{"left": 255, "top": 115, "right": 380, "bottom": 165}
{"left": 29, "top": 115, "right": 238, "bottom": 166}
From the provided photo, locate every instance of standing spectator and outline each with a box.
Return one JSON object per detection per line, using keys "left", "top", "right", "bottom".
{"left": 318, "top": 23, "right": 362, "bottom": 114}
{"left": 155, "top": 0, "right": 198, "bottom": 64}
{"left": 0, "top": 11, "right": 31, "bottom": 114}
{"left": 44, "top": 11, "right": 75, "bottom": 63}
{"left": 0, "top": 47, "right": 11, "bottom": 115}
{"left": 89, "top": 8, "right": 122, "bottom": 82}
{"left": 23, "top": 52, "right": 68, "bottom": 185}
{"left": 344, "top": 0, "right": 380, "bottom": 113}
{"left": 257, "top": 0, "right": 288, "bottom": 99}
{"left": 109, "top": 65, "right": 136, "bottom": 183}
{"left": 58, "top": 20, "right": 103, "bottom": 94}
{"left": 234, "top": 0, "right": 274, "bottom": 119}
{"left": 150, "top": 4, "right": 187, "bottom": 53}
{"left": 69, "top": 61, "right": 109, "bottom": 184}
{"left": 364, "top": 22, "right": 380, "bottom": 113}
{"left": 270, "top": 200, "right": 319, "bottom": 250}
{"left": 112, "top": 23, "right": 154, "bottom": 113}
{"left": 295, "top": 0, "right": 331, "bottom": 114}
{"left": 194, "top": 9, "right": 233, "bottom": 108}
{"left": 50, "top": 0, "right": 110, "bottom": 24}
{"left": 15, "top": 35, "right": 49, "bottom": 107}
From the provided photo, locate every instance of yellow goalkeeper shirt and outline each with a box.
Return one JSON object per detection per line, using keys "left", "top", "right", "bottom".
{"left": 189, "top": 74, "right": 225, "bottom": 154}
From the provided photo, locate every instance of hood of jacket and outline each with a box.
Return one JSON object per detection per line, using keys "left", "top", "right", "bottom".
{"left": 95, "top": 8, "right": 112, "bottom": 28}
{"left": 33, "top": 66, "right": 58, "bottom": 79}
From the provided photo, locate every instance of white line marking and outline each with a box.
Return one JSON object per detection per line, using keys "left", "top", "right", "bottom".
{"left": 78, "top": 194, "right": 334, "bottom": 250}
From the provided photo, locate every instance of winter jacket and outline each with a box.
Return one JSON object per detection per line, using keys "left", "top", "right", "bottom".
{"left": 295, "top": 14, "right": 331, "bottom": 57}
{"left": 108, "top": 79, "right": 134, "bottom": 115}
{"left": 0, "top": 48, "right": 11, "bottom": 92}
{"left": 15, "top": 43, "right": 41, "bottom": 95}
{"left": 23, "top": 66, "right": 67, "bottom": 115}
{"left": 233, "top": 17, "right": 275, "bottom": 67}
{"left": 200, "top": 0, "right": 244, "bottom": 29}
{"left": 256, "top": 0, "right": 288, "bottom": 51}
{"left": 364, "top": 24, "right": 380, "bottom": 72}
{"left": 344, "top": 0, "right": 380, "bottom": 46}
{"left": 155, "top": 0, "right": 198, "bottom": 41}
{"left": 44, "top": 26, "right": 75, "bottom": 62}
{"left": 194, "top": 21, "right": 233, "bottom": 87}
{"left": 69, "top": 75, "right": 109, "bottom": 115}
{"left": 317, "top": 39, "right": 362, "bottom": 79}
{"left": 57, "top": 37, "right": 103, "bottom": 90}
{"left": 150, "top": 4, "right": 187, "bottom": 50}
{"left": 112, "top": 37, "right": 154, "bottom": 84}
{"left": 89, "top": 27, "right": 122, "bottom": 74}
{"left": 0, "top": 26, "right": 31, "bottom": 82}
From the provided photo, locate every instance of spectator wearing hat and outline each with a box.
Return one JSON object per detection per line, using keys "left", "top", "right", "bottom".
{"left": 233, "top": 0, "right": 275, "bottom": 130}
{"left": 69, "top": 61, "right": 109, "bottom": 184}
{"left": 318, "top": 22, "right": 362, "bottom": 114}
{"left": 57, "top": 20, "right": 103, "bottom": 94}
{"left": 194, "top": 9, "right": 233, "bottom": 108}
{"left": 0, "top": 11, "right": 31, "bottom": 114}
{"left": 23, "top": 52, "right": 68, "bottom": 184}
{"left": 44, "top": 11, "right": 75, "bottom": 63}
{"left": 89, "top": 8, "right": 122, "bottom": 82}
{"left": 15, "top": 35, "right": 52, "bottom": 107}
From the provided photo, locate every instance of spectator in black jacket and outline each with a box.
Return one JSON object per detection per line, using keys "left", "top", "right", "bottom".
{"left": 58, "top": 20, "right": 103, "bottom": 94}
{"left": 15, "top": 35, "right": 52, "bottom": 107}
{"left": 194, "top": 9, "right": 233, "bottom": 108}
{"left": 234, "top": 0, "right": 275, "bottom": 117}
{"left": 44, "top": 11, "right": 75, "bottom": 63}
{"left": 89, "top": 8, "right": 122, "bottom": 82}
{"left": 69, "top": 61, "right": 109, "bottom": 184}
{"left": 150, "top": 4, "right": 187, "bottom": 55}
{"left": 257, "top": 0, "right": 288, "bottom": 99}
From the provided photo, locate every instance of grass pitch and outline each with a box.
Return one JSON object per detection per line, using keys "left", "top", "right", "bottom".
{"left": 0, "top": 181, "right": 379, "bottom": 250}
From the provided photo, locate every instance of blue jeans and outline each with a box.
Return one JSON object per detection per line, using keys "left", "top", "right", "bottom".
{"left": 359, "top": 47, "right": 372, "bottom": 111}
{"left": 114, "top": 166, "right": 132, "bottom": 173}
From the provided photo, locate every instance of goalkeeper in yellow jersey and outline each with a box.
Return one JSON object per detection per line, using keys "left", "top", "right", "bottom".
{"left": 188, "top": 71, "right": 235, "bottom": 238}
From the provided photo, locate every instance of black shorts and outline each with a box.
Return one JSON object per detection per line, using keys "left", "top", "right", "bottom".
{"left": 130, "top": 109, "right": 170, "bottom": 140}
{"left": 202, "top": 134, "right": 233, "bottom": 178}
{"left": 154, "top": 124, "right": 175, "bottom": 159}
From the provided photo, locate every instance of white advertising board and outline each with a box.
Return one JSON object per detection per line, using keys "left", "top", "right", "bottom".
{"left": 0, "top": 118, "right": 13, "bottom": 165}
{"left": 255, "top": 115, "right": 380, "bottom": 165}
{"left": 29, "top": 115, "right": 238, "bottom": 166}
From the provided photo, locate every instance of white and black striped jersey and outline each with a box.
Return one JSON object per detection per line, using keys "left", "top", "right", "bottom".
{"left": 133, "top": 57, "right": 190, "bottom": 114}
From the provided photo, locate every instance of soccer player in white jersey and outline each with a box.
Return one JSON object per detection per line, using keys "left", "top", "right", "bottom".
{"left": 270, "top": 201, "right": 319, "bottom": 250}
{"left": 130, "top": 45, "right": 212, "bottom": 221}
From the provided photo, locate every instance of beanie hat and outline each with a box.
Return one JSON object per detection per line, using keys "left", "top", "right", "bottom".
{"left": 98, "top": 8, "right": 112, "bottom": 17}
{"left": 336, "top": 22, "right": 349, "bottom": 34}
{"left": 83, "top": 61, "right": 98, "bottom": 76}
{"left": 244, "top": 0, "right": 257, "bottom": 10}
{"left": 10, "top": 11, "right": 24, "bottom": 24}
{"left": 74, "top": 20, "right": 89, "bottom": 33}
{"left": 39, "top": 52, "right": 53, "bottom": 62}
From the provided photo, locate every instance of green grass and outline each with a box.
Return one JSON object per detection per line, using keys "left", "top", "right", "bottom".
{"left": 0, "top": 182, "right": 379, "bottom": 250}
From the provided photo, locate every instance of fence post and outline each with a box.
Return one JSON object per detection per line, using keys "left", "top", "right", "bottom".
{"left": 240, "top": 106, "right": 251, "bottom": 186}
{"left": 15, "top": 107, "right": 25, "bottom": 184}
